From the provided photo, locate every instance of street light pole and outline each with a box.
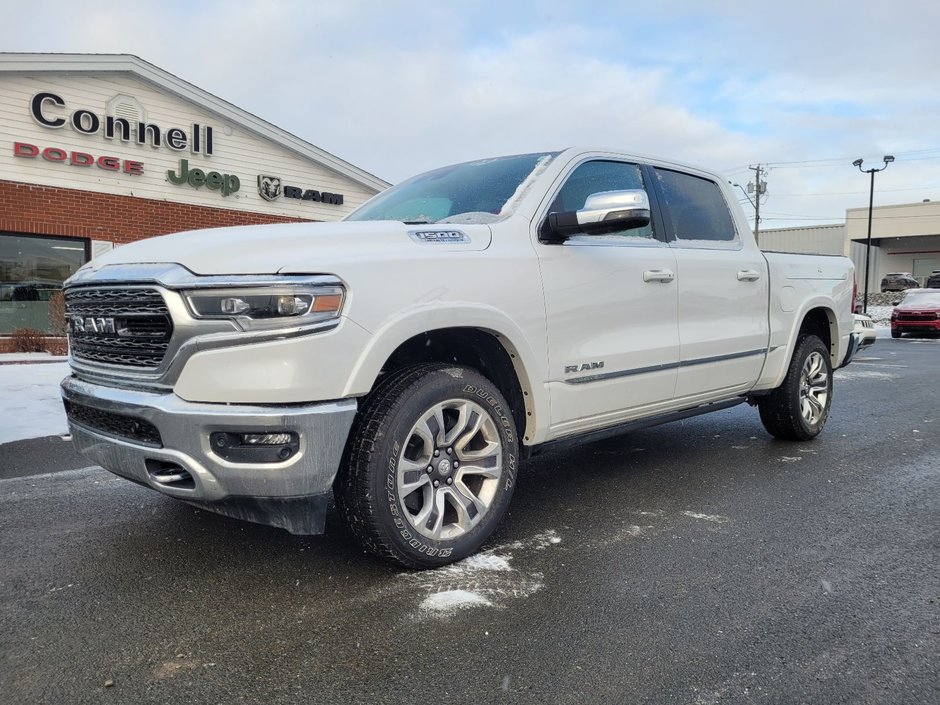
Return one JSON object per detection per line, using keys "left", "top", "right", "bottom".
{"left": 853, "top": 155, "right": 894, "bottom": 314}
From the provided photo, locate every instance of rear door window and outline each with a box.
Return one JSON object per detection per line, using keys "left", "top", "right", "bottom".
{"left": 654, "top": 168, "right": 737, "bottom": 243}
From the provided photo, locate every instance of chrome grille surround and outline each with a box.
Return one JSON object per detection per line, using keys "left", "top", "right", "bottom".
{"left": 65, "top": 287, "right": 173, "bottom": 369}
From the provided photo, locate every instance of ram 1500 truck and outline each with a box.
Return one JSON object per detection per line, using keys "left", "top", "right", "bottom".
{"left": 61, "top": 148, "right": 859, "bottom": 567}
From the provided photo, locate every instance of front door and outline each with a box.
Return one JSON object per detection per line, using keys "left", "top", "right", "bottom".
{"left": 536, "top": 159, "right": 680, "bottom": 438}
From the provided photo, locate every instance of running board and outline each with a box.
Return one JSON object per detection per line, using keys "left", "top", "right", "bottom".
{"left": 527, "top": 397, "right": 747, "bottom": 457}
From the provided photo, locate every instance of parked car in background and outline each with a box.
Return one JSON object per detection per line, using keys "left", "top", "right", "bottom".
{"left": 853, "top": 313, "right": 876, "bottom": 349}
{"left": 880, "top": 273, "right": 920, "bottom": 292}
{"left": 891, "top": 289, "right": 940, "bottom": 338}
{"left": 925, "top": 271, "right": 940, "bottom": 289}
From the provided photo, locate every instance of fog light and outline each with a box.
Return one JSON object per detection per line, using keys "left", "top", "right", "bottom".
{"left": 241, "top": 432, "right": 293, "bottom": 445}
{"left": 209, "top": 431, "right": 299, "bottom": 464}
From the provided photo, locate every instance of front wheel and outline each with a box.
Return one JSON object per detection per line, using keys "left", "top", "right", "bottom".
{"left": 758, "top": 335, "right": 833, "bottom": 441}
{"left": 335, "top": 363, "right": 519, "bottom": 568}
{"left": 891, "top": 329, "right": 902, "bottom": 339}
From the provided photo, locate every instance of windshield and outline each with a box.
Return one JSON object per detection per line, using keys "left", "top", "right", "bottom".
{"left": 901, "top": 290, "right": 940, "bottom": 305}
{"left": 346, "top": 152, "right": 557, "bottom": 225}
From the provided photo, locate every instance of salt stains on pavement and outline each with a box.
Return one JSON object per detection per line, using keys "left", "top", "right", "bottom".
{"left": 681, "top": 511, "right": 730, "bottom": 524}
{"left": 401, "top": 530, "right": 561, "bottom": 619}
{"left": 834, "top": 369, "right": 899, "bottom": 381}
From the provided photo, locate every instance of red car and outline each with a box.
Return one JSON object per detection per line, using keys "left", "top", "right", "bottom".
{"left": 891, "top": 289, "right": 940, "bottom": 338}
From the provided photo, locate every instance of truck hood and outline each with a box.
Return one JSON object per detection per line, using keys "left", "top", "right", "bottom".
{"left": 76, "top": 221, "right": 492, "bottom": 277}
{"left": 896, "top": 303, "right": 940, "bottom": 312}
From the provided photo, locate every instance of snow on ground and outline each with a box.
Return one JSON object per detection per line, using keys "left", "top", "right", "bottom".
{"left": 0, "top": 362, "right": 70, "bottom": 444}
{"left": 401, "top": 530, "right": 559, "bottom": 619}
{"left": 0, "top": 353, "right": 68, "bottom": 364}
{"left": 864, "top": 305, "right": 894, "bottom": 327}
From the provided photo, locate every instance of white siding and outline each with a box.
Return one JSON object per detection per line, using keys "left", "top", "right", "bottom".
{"left": 0, "top": 73, "right": 380, "bottom": 220}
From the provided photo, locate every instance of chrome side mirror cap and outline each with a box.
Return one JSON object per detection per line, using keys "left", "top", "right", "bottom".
{"left": 548, "top": 189, "right": 651, "bottom": 238}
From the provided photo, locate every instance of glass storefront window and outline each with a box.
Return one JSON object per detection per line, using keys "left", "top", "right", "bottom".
{"left": 0, "top": 233, "right": 87, "bottom": 335}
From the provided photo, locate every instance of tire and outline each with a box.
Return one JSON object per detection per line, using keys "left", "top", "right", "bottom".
{"left": 891, "top": 329, "right": 902, "bottom": 339}
{"left": 758, "top": 335, "right": 833, "bottom": 441}
{"left": 335, "top": 363, "right": 519, "bottom": 568}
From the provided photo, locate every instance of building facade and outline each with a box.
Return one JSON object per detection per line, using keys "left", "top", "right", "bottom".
{"left": 0, "top": 53, "right": 388, "bottom": 347}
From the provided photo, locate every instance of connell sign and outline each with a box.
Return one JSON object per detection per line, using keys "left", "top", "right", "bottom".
{"left": 30, "top": 92, "right": 216, "bottom": 156}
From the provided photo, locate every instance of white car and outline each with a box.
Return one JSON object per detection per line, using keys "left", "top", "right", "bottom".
{"left": 854, "top": 314, "right": 876, "bottom": 349}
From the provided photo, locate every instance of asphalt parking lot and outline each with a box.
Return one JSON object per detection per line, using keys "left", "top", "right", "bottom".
{"left": 1, "top": 338, "right": 937, "bottom": 705}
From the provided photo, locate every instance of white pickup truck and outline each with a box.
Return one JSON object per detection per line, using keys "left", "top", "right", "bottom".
{"left": 61, "top": 148, "right": 858, "bottom": 567}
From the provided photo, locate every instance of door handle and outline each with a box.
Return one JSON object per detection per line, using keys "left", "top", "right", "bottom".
{"left": 643, "top": 269, "right": 675, "bottom": 283}
{"left": 737, "top": 270, "right": 761, "bottom": 282}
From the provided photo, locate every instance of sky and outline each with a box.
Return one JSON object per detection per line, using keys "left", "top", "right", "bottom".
{"left": 3, "top": 0, "right": 939, "bottom": 229}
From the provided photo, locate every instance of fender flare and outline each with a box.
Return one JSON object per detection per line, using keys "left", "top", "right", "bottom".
{"left": 342, "top": 304, "right": 550, "bottom": 444}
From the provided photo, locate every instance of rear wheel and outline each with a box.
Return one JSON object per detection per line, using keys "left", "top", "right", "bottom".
{"left": 335, "top": 363, "right": 518, "bottom": 568}
{"left": 758, "top": 335, "right": 833, "bottom": 441}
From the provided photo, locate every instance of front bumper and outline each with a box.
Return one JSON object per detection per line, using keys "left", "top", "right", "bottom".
{"left": 892, "top": 320, "right": 940, "bottom": 334}
{"left": 61, "top": 376, "right": 357, "bottom": 534}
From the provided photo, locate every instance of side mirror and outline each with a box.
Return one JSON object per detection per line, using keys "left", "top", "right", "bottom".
{"left": 547, "top": 189, "right": 651, "bottom": 238}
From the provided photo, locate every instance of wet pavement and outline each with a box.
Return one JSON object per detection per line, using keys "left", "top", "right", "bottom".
{"left": 1, "top": 338, "right": 937, "bottom": 704}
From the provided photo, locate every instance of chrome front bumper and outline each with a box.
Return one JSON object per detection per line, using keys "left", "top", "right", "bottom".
{"left": 61, "top": 376, "right": 357, "bottom": 534}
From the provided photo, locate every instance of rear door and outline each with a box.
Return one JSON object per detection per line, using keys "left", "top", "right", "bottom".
{"left": 535, "top": 158, "right": 680, "bottom": 436}
{"left": 650, "top": 167, "right": 769, "bottom": 400}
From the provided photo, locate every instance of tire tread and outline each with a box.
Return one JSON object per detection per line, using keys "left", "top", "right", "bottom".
{"left": 758, "top": 335, "right": 832, "bottom": 442}
{"left": 335, "top": 363, "right": 512, "bottom": 568}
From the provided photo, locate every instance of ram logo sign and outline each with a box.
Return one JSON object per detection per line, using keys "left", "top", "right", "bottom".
{"left": 255, "top": 173, "right": 344, "bottom": 205}
{"left": 257, "top": 175, "right": 282, "bottom": 202}
{"left": 69, "top": 316, "right": 116, "bottom": 335}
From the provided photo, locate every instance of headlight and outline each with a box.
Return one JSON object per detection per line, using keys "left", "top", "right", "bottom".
{"left": 183, "top": 285, "right": 344, "bottom": 331}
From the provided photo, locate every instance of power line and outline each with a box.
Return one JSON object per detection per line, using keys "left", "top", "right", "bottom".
{"left": 725, "top": 147, "right": 940, "bottom": 173}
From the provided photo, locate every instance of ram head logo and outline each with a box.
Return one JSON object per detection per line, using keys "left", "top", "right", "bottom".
{"left": 257, "top": 175, "right": 283, "bottom": 202}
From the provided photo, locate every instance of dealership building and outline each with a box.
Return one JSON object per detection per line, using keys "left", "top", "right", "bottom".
{"left": 0, "top": 53, "right": 388, "bottom": 347}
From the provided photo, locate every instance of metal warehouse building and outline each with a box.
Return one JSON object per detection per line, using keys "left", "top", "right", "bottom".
{"left": 0, "top": 53, "right": 388, "bottom": 349}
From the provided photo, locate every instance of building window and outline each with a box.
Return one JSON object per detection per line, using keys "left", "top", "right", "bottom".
{"left": 0, "top": 233, "right": 88, "bottom": 335}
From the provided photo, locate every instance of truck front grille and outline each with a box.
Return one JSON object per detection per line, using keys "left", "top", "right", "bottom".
{"left": 64, "top": 400, "right": 163, "bottom": 447}
{"left": 896, "top": 311, "right": 938, "bottom": 322}
{"left": 65, "top": 287, "right": 173, "bottom": 369}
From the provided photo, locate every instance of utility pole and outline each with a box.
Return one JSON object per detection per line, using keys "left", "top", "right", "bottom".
{"left": 748, "top": 164, "right": 766, "bottom": 245}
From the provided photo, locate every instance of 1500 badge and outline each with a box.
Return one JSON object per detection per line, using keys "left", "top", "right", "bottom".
{"left": 408, "top": 230, "right": 470, "bottom": 244}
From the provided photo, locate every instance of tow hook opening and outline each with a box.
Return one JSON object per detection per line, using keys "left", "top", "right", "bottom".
{"left": 146, "top": 459, "right": 195, "bottom": 489}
